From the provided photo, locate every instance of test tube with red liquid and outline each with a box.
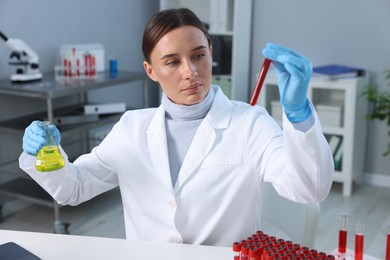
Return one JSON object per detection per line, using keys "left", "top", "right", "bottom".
{"left": 386, "top": 225, "right": 390, "bottom": 260}
{"left": 232, "top": 242, "right": 241, "bottom": 260}
{"left": 354, "top": 221, "right": 364, "bottom": 260}
{"left": 241, "top": 244, "right": 249, "bottom": 260}
{"left": 249, "top": 58, "right": 271, "bottom": 106}
{"left": 249, "top": 247, "right": 258, "bottom": 260}
{"left": 338, "top": 212, "right": 348, "bottom": 257}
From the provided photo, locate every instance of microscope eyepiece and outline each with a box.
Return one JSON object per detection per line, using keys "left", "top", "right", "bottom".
{"left": 0, "top": 31, "right": 9, "bottom": 41}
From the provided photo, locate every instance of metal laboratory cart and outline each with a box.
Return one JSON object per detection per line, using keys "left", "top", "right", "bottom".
{"left": 0, "top": 71, "right": 149, "bottom": 233}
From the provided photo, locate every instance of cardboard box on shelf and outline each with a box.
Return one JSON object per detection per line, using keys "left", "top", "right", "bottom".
{"left": 316, "top": 103, "right": 343, "bottom": 127}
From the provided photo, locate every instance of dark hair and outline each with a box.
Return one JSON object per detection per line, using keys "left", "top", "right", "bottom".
{"left": 142, "top": 8, "right": 211, "bottom": 63}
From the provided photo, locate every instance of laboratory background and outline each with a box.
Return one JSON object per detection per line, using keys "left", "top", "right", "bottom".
{"left": 0, "top": 0, "right": 389, "bottom": 258}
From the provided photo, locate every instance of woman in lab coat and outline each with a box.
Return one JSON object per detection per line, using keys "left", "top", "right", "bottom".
{"left": 20, "top": 8, "right": 333, "bottom": 247}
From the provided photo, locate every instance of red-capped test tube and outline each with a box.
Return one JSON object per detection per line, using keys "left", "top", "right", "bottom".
{"left": 338, "top": 212, "right": 348, "bottom": 257}
{"left": 241, "top": 244, "right": 249, "bottom": 260}
{"left": 249, "top": 247, "right": 258, "bottom": 260}
{"left": 386, "top": 225, "right": 390, "bottom": 260}
{"left": 232, "top": 242, "right": 241, "bottom": 260}
{"left": 354, "top": 221, "right": 364, "bottom": 260}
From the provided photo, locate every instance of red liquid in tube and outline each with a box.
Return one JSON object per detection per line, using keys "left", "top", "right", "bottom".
{"left": 338, "top": 212, "right": 348, "bottom": 257}
{"left": 249, "top": 58, "right": 271, "bottom": 106}
{"left": 354, "top": 233, "right": 364, "bottom": 260}
{"left": 386, "top": 231, "right": 390, "bottom": 260}
{"left": 354, "top": 222, "right": 364, "bottom": 260}
{"left": 338, "top": 229, "right": 347, "bottom": 253}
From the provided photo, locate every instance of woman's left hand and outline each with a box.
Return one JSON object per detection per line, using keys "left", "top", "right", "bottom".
{"left": 262, "top": 43, "right": 312, "bottom": 122}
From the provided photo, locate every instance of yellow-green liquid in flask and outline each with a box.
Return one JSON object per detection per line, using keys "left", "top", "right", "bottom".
{"left": 35, "top": 145, "right": 65, "bottom": 172}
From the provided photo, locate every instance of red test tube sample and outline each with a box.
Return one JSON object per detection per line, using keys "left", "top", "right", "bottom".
{"left": 85, "top": 53, "right": 91, "bottom": 76}
{"left": 241, "top": 244, "right": 249, "bottom": 260}
{"left": 91, "top": 55, "right": 96, "bottom": 75}
{"left": 338, "top": 212, "right": 348, "bottom": 256}
{"left": 76, "top": 58, "right": 80, "bottom": 76}
{"left": 354, "top": 221, "right": 364, "bottom": 260}
{"left": 68, "top": 59, "right": 72, "bottom": 77}
{"left": 249, "top": 58, "right": 271, "bottom": 106}
{"left": 63, "top": 58, "right": 68, "bottom": 77}
{"left": 232, "top": 242, "right": 241, "bottom": 260}
{"left": 249, "top": 247, "right": 258, "bottom": 260}
{"left": 386, "top": 225, "right": 390, "bottom": 260}
{"left": 72, "top": 47, "right": 76, "bottom": 77}
{"left": 256, "top": 230, "right": 264, "bottom": 237}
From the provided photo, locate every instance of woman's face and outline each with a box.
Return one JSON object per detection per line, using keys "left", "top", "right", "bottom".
{"left": 144, "top": 25, "right": 213, "bottom": 105}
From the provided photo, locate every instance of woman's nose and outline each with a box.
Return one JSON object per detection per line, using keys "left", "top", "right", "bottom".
{"left": 182, "top": 61, "right": 198, "bottom": 79}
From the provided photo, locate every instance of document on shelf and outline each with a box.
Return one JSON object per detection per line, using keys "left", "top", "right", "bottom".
{"left": 312, "top": 64, "right": 365, "bottom": 80}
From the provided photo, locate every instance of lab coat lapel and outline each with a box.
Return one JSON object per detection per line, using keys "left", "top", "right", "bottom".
{"left": 146, "top": 106, "right": 174, "bottom": 192}
{"left": 174, "top": 87, "right": 233, "bottom": 192}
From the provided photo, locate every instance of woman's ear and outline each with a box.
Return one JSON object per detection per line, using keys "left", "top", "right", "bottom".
{"left": 143, "top": 61, "right": 158, "bottom": 82}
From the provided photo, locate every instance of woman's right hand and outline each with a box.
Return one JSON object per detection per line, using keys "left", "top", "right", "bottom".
{"left": 22, "top": 121, "right": 61, "bottom": 156}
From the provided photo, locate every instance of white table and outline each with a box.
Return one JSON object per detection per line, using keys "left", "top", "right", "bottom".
{"left": 330, "top": 248, "right": 381, "bottom": 260}
{"left": 0, "top": 230, "right": 234, "bottom": 259}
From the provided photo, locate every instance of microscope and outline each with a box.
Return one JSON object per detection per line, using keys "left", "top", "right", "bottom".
{"left": 0, "top": 30, "right": 42, "bottom": 82}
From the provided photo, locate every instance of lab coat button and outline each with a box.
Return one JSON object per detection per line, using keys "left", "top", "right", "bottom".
{"left": 167, "top": 200, "right": 176, "bottom": 208}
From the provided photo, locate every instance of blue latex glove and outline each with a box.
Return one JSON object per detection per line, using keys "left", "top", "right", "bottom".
{"left": 22, "top": 121, "right": 61, "bottom": 156}
{"left": 262, "top": 43, "right": 312, "bottom": 122}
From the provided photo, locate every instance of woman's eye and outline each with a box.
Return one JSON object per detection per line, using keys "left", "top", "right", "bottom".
{"left": 193, "top": 53, "right": 205, "bottom": 60}
{"left": 167, "top": 60, "right": 179, "bottom": 66}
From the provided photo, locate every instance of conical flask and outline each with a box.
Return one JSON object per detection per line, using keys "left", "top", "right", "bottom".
{"left": 35, "top": 122, "right": 65, "bottom": 172}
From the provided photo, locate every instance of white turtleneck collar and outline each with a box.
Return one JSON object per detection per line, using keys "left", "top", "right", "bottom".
{"left": 161, "top": 86, "right": 216, "bottom": 121}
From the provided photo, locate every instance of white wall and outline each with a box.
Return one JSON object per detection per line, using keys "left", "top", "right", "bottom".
{"left": 250, "top": 0, "right": 390, "bottom": 179}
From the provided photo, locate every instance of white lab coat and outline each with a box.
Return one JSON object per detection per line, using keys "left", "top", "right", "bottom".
{"left": 19, "top": 86, "right": 333, "bottom": 247}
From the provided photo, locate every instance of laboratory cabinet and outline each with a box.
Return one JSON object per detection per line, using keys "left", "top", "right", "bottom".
{"left": 159, "top": 0, "right": 253, "bottom": 101}
{"left": 258, "top": 73, "right": 369, "bottom": 196}
{"left": 0, "top": 71, "right": 149, "bottom": 233}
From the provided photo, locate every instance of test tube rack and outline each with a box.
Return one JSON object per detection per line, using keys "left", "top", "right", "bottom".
{"left": 232, "top": 230, "right": 335, "bottom": 260}
{"left": 55, "top": 47, "right": 98, "bottom": 81}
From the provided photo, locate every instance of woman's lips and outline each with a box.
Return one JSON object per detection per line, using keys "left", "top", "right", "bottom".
{"left": 183, "top": 83, "right": 201, "bottom": 92}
